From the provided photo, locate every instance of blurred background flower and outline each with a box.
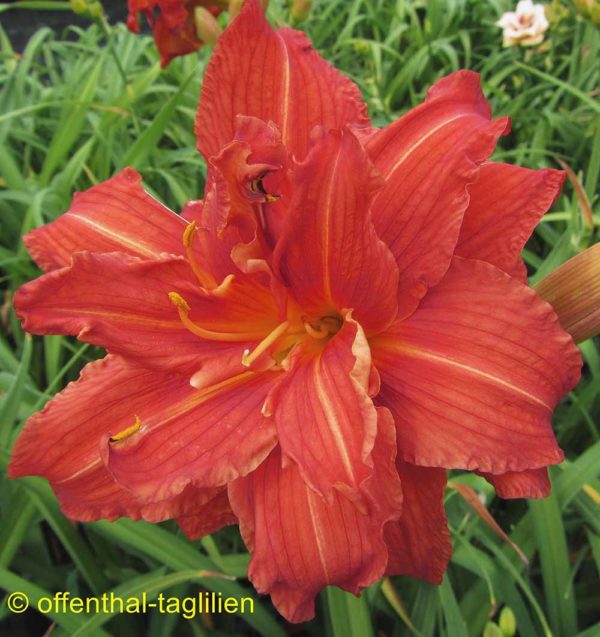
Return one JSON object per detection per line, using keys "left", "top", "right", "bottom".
{"left": 497, "top": 0, "right": 549, "bottom": 47}
{"left": 126, "top": 0, "right": 225, "bottom": 66}
{"left": 573, "top": 0, "right": 600, "bottom": 24}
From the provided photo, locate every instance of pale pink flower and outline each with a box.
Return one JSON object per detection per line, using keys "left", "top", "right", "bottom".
{"left": 497, "top": 0, "right": 549, "bottom": 47}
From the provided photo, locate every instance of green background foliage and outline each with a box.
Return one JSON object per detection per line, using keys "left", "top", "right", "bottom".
{"left": 0, "top": 1, "right": 598, "bottom": 635}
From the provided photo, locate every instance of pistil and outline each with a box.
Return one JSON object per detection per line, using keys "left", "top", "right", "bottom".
{"left": 303, "top": 321, "right": 329, "bottom": 339}
{"left": 303, "top": 315, "right": 343, "bottom": 339}
{"left": 242, "top": 320, "right": 290, "bottom": 367}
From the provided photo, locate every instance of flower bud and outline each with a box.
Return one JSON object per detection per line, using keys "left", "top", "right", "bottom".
{"left": 70, "top": 0, "right": 89, "bottom": 14}
{"left": 70, "top": 0, "right": 103, "bottom": 19}
{"left": 545, "top": 0, "right": 570, "bottom": 24}
{"left": 195, "top": 7, "right": 222, "bottom": 46}
{"left": 228, "top": 0, "right": 243, "bottom": 19}
{"left": 499, "top": 607, "right": 517, "bottom": 636}
{"left": 483, "top": 622, "right": 504, "bottom": 637}
{"left": 88, "top": 0, "right": 103, "bottom": 19}
{"left": 229, "top": 0, "right": 268, "bottom": 19}
{"left": 535, "top": 243, "right": 600, "bottom": 343}
{"left": 291, "top": 0, "right": 313, "bottom": 22}
{"left": 573, "top": 0, "right": 600, "bottom": 25}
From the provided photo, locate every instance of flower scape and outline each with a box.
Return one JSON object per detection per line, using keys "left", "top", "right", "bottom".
{"left": 9, "top": 0, "right": 582, "bottom": 623}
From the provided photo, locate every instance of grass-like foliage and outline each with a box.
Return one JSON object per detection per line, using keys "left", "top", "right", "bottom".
{"left": 0, "top": 1, "right": 599, "bottom": 635}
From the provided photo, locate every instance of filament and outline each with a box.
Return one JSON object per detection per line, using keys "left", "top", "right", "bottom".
{"left": 168, "top": 292, "right": 267, "bottom": 342}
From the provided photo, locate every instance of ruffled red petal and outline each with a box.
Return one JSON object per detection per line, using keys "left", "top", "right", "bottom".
{"left": 229, "top": 411, "right": 401, "bottom": 623}
{"left": 14, "top": 252, "right": 280, "bottom": 377}
{"left": 372, "top": 256, "right": 581, "bottom": 473}
{"left": 385, "top": 462, "right": 451, "bottom": 583}
{"left": 265, "top": 316, "right": 377, "bottom": 506}
{"left": 195, "top": 0, "right": 369, "bottom": 161}
{"left": 456, "top": 163, "right": 565, "bottom": 280}
{"left": 22, "top": 169, "right": 185, "bottom": 272}
{"left": 274, "top": 129, "right": 398, "bottom": 334}
{"left": 9, "top": 356, "right": 225, "bottom": 523}
{"left": 480, "top": 468, "right": 551, "bottom": 499}
{"left": 365, "top": 71, "right": 509, "bottom": 319}
{"left": 104, "top": 369, "right": 280, "bottom": 502}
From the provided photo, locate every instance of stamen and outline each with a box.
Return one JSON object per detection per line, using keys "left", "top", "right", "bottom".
{"left": 110, "top": 415, "right": 141, "bottom": 443}
{"left": 168, "top": 292, "right": 268, "bottom": 341}
{"left": 242, "top": 320, "right": 290, "bottom": 367}
{"left": 182, "top": 221, "right": 218, "bottom": 289}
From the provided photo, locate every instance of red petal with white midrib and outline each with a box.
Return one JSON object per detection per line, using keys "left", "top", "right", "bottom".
{"left": 266, "top": 317, "right": 377, "bottom": 504}
{"left": 23, "top": 168, "right": 185, "bottom": 272}
{"left": 104, "top": 370, "right": 281, "bottom": 502}
{"left": 372, "top": 256, "right": 581, "bottom": 473}
{"left": 9, "top": 356, "right": 226, "bottom": 523}
{"left": 228, "top": 411, "right": 401, "bottom": 623}
{"left": 13, "top": 252, "right": 279, "bottom": 377}
{"left": 195, "top": 0, "right": 369, "bottom": 161}
{"left": 365, "top": 71, "right": 509, "bottom": 319}
{"left": 274, "top": 129, "right": 399, "bottom": 335}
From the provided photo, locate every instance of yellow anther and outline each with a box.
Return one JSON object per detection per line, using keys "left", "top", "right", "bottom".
{"left": 168, "top": 291, "right": 191, "bottom": 313}
{"left": 181, "top": 221, "right": 218, "bottom": 289}
{"left": 182, "top": 220, "right": 198, "bottom": 248}
{"left": 265, "top": 194, "right": 280, "bottom": 203}
{"left": 242, "top": 320, "right": 290, "bottom": 367}
{"left": 110, "top": 415, "right": 141, "bottom": 443}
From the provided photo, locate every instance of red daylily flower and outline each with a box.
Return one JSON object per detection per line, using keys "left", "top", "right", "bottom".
{"left": 127, "top": 0, "right": 223, "bottom": 67}
{"left": 11, "top": 0, "right": 581, "bottom": 623}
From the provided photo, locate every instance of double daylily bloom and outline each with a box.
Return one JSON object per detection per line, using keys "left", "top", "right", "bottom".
{"left": 10, "top": 0, "right": 581, "bottom": 623}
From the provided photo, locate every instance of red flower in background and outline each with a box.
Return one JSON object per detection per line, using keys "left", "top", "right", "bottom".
{"left": 10, "top": 0, "right": 581, "bottom": 623}
{"left": 127, "top": 0, "right": 222, "bottom": 67}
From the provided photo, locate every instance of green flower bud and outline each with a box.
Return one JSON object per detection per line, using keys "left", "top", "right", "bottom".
{"left": 70, "top": 0, "right": 88, "bottom": 15}
{"left": 195, "top": 7, "right": 222, "bottom": 45}
{"left": 70, "top": 0, "right": 104, "bottom": 20}
{"left": 573, "top": 0, "right": 600, "bottom": 25}
{"left": 88, "top": 0, "right": 104, "bottom": 19}
{"left": 483, "top": 622, "right": 504, "bottom": 637}
{"left": 291, "top": 0, "right": 313, "bottom": 22}
{"left": 499, "top": 607, "right": 517, "bottom": 636}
